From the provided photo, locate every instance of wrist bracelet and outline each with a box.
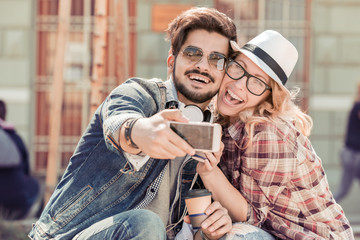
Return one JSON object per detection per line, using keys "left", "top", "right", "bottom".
{"left": 124, "top": 118, "right": 140, "bottom": 149}
{"left": 200, "top": 230, "right": 210, "bottom": 240}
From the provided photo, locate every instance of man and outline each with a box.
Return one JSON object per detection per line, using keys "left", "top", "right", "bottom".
{"left": 29, "top": 7, "right": 237, "bottom": 240}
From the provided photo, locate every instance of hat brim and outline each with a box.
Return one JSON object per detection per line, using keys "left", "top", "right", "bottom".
{"left": 230, "top": 41, "right": 290, "bottom": 94}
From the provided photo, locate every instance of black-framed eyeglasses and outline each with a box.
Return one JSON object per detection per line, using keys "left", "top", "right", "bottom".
{"left": 180, "top": 46, "right": 227, "bottom": 71}
{"left": 225, "top": 59, "right": 272, "bottom": 96}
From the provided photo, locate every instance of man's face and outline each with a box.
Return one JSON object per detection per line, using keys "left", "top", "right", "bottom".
{"left": 169, "top": 29, "right": 229, "bottom": 107}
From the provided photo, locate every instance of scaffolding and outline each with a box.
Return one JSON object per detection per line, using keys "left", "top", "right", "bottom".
{"left": 45, "top": 0, "right": 71, "bottom": 203}
{"left": 36, "top": 0, "right": 132, "bottom": 202}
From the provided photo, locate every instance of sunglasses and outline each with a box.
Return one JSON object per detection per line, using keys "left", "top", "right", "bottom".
{"left": 225, "top": 59, "right": 272, "bottom": 96}
{"left": 180, "top": 46, "right": 227, "bottom": 71}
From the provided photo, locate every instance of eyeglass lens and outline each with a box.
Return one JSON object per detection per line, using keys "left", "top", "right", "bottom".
{"left": 226, "top": 61, "right": 270, "bottom": 96}
{"left": 181, "top": 46, "right": 226, "bottom": 71}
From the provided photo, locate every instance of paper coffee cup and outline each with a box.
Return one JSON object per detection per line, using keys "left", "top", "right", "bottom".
{"left": 184, "top": 189, "right": 212, "bottom": 230}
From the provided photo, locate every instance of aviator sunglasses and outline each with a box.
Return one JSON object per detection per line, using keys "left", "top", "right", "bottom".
{"left": 180, "top": 46, "right": 227, "bottom": 71}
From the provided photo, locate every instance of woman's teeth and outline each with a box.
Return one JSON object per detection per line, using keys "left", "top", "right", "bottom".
{"left": 227, "top": 89, "right": 243, "bottom": 103}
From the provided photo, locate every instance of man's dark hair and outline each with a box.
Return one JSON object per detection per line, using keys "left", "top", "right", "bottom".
{"left": 0, "top": 100, "right": 6, "bottom": 120}
{"left": 166, "top": 7, "right": 237, "bottom": 56}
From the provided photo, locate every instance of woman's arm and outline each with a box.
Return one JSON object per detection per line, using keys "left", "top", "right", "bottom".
{"left": 196, "top": 146, "right": 248, "bottom": 222}
{"left": 200, "top": 166, "right": 248, "bottom": 222}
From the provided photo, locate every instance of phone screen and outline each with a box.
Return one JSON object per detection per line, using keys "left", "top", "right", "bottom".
{"left": 170, "top": 122, "right": 213, "bottom": 150}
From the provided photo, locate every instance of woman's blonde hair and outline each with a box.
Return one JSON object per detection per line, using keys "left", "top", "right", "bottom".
{"left": 217, "top": 78, "right": 313, "bottom": 146}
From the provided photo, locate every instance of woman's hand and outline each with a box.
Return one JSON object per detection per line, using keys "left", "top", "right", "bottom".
{"left": 195, "top": 201, "right": 232, "bottom": 240}
{"left": 196, "top": 142, "right": 224, "bottom": 177}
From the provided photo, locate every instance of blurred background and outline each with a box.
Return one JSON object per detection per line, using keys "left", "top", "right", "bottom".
{"left": 0, "top": 0, "right": 359, "bottom": 233}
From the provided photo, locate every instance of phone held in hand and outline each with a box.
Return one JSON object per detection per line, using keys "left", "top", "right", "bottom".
{"left": 168, "top": 121, "right": 221, "bottom": 153}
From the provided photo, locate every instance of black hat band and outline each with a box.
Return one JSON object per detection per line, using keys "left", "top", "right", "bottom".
{"left": 241, "top": 44, "right": 287, "bottom": 85}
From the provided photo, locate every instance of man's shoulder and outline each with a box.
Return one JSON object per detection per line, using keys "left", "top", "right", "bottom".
{"left": 125, "top": 77, "right": 164, "bottom": 86}
{"left": 109, "top": 77, "right": 166, "bottom": 97}
{"left": 126, "top": 77, "right": 166, "bottom": 96}
{"left": 110, "top": 78, "right": 168, "bottom": 111}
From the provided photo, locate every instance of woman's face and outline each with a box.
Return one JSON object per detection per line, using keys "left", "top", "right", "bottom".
{"left": 217, "top": 53, "right": 272, "bottom": 120}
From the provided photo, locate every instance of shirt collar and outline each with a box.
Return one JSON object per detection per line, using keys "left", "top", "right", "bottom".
{"left": 164, "top": 77, "right": 185, "bottom": 109}
{"left": 227, "top": 121, "right": 245, "bottom": 141}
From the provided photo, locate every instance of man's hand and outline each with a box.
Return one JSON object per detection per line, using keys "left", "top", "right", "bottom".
{"left": 131, "top": 109, "right": 196, "bottom": 159}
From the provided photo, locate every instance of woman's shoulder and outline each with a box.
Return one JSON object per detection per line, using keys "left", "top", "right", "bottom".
{"left": 253, "top": 119, "right": 296, "bottom": 139}
{"left": 253, "top": 119, "right": 316, "bottom": 162}
{"left": 252, "top": 119, "right": 310, "bottom": 153}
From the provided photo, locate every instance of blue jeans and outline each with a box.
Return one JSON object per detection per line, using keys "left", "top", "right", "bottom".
{"left": 334, "top": 147, "right": 360, "bottom": 202}
{"left": 220, "top": 222, "right": 276, "bottom": 240}
{"left": 73, "top": 209, "right": 166, "bottom": 240}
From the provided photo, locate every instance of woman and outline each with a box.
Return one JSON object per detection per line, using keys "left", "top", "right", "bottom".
{"left": 197, "top": 30, "right": 354, "bottom": 239}
{"left": 334, "top": 81, "right": 360, "bottom": 202}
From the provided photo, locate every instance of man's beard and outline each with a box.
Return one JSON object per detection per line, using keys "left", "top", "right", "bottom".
{"left": 174, "top": 79, "right": 218, "bottom": 103}
{"left": 172, "top": 71, "right": 218, "bottom": 104}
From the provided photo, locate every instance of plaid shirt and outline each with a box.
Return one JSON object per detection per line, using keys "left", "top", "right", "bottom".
{"left": 220, "top": 120, "right": 354, "bottom": 240}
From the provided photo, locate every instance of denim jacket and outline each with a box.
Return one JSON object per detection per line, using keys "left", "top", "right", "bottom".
{"left": 29, "top": 78, "right": 199, "bottom": 240}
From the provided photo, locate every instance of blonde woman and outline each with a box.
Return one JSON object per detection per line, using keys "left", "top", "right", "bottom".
{"left": 196, "top": 30, "right": 354, "bottom": 239}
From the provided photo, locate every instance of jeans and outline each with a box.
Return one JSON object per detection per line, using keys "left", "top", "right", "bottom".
{"left": 334, "top": 147, "right": 360, "bottom": 202}
{"left": 220, "top": 222, "right": 276, "bottom": 240}
{"left": 73, "top": 209, "right": 166, "bottom": 240}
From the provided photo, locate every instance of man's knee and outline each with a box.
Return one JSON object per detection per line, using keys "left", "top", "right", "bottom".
{"left": 121, "top": 209, "right": 166, "bottom": 239}
{"left": 128, "top": 209, "right": 164, "bottom": 229}
{"left": 74, "top": 209, "right": 166, "bottom": 240}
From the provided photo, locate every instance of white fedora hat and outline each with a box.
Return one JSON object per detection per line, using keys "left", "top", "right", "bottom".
{"left": 230, "top": 30, "right": 298, "bottom": 91}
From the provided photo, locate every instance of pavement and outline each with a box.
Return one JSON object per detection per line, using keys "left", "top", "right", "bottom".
{"left": 353, "top": 223, "right": 360, "bottom": 239}
{"left": 4, "top": 219, "right": 359, "bottom": 239}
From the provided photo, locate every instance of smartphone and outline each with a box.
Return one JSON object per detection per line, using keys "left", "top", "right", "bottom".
{"left": 168, "top": 121, "right": 221, "bottom": 152}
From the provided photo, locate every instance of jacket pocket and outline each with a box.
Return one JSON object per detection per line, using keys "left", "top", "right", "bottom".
{"left": 52, "top": 185, "right": 93, "bottom": 224}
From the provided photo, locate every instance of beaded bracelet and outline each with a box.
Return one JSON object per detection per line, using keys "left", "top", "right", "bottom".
{"left": 124, "top": 118, "right": 140, "bottom": 149}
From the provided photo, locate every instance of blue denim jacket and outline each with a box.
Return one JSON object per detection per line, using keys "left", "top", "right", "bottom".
{"left": 29, "top": 78, "right": 199, "bottom": 239}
